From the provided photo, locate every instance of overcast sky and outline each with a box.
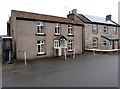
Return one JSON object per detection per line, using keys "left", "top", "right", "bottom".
{"left": 0, "top": 0, "right": 120, "bottom": 35}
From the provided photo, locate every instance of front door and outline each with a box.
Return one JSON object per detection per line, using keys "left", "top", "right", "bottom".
{"left": 58, "top": 40, "right": 67, "bottom": 56}
{"left": 58, "top": 47, "right": 62, "bottom": 56}
{"left": 114, "top": 41, "right": 118, "bottom": 49}
{"left": 112, "top": 40, "right": 115, "bottom": 49}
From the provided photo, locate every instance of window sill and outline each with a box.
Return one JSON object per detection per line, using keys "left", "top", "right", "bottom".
{"left": 36, "top": 34, "right": 46, "bottom": 36}
{"left": 54, "top": 47, "right": 60, "bottom": 49}
{"left": 37, "top": 53, "right": 46, "bottom": 56}
{"left": 68, "top": 50, "right": 74, "bottom": 52}
{"left": 54, "top": 34, "right": 61, "bottom": 36}
{"left": 67, "top": 35, "right": 74, "bottom": 37}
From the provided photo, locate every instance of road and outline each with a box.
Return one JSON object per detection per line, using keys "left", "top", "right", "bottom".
{"left": 2, "top": 53, "right": 118, "bottom": 87}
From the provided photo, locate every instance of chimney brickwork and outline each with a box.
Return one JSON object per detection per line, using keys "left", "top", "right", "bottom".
{"left": 106, "top": 15, "right": 111, "bottom": 21}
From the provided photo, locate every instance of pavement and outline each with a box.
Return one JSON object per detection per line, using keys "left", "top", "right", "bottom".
{"left": 1, "top": 52, "right": 119, "bottom": 87}
{"left": 2, "top": 52, "right": 94, "bottom": 70}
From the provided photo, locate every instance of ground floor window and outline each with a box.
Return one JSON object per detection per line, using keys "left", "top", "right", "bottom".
{"left": 101, "top": 40, "right": 107, "bottom": 46}
{"left": 37, "top": 40, "right": 45, "bottom": 54}
{"left": 93, "top": 38, "right": 98, "bottom": 48}
{"left": 114, "top": 41, "right": 118, "bottom": 46}
{"left": 109, "top": 41, "right": 112, "bottom": 45}
{"left": 54, "top": 40, "right": 60, "bottom": 49}
{"left": 68, "top": 40, "right": 73, "bottom": 51}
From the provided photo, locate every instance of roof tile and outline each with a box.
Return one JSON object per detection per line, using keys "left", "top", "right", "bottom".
{"left": 12, "top": 10, "right": 84, "bottom": 25}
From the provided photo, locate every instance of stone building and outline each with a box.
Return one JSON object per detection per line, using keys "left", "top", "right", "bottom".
{"left": 0, "top": 36, "right": 2, "bottom": 59}
{"left": 68, "top": 9, "right": 120, "bottom": 50}
{"left": 8, "top": 10, "right": 84, "bottom": 60}
{"left": 119, "top": 1, "right": 120, "bottom": 47}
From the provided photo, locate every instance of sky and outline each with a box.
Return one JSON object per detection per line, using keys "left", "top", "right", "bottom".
{"left": 118, "top": 1, "right": 120, "bottom": 24}
{"left": 0, "top": 0, "right": 120, "bottom": 35}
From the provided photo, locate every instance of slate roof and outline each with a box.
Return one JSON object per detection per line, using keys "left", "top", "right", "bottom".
{"left": 11, "top": 10, "right": 84, "bottom": 26}
{"left": 84, "top": 14, "right": 115, "bottom": 25}
{"left": 101, "top": 35, "right": 119, "bottom": 41}
{"left": 77, "top": 14, "right": 119, "bottom": 26}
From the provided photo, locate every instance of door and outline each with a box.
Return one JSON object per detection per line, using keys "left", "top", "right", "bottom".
{"left": 112, "top": 40, "right": 115, "bottom": 49}
{"left": 114, "top": 41, "right": 118, "bottom": 49}
{"left": 56, "top": 40, "right": 67, "bottom": 56}
{"left": 58, "top": 48, "right": 62, "bottom": 56}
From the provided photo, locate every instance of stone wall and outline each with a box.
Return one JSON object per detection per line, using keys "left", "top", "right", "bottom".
{"left": 85, "top": 23, "right": 119, "bottom": 50}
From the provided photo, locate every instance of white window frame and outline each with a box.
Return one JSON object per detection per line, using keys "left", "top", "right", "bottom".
{"left": 92, "top": 24, "right": 98, "bottom": 33}
{"left": 103, "top": 25, "right": 108, "bottom": 33}
{"left": 93, "top": 38, "right": 98, "bottom": 48}
{"left": 36, "top": 22, "right": 44, "bottom": 35}
{"left": 54, "top": 24, "right": 60, "bottom": 35}
{"left": 109, "top": 41, "right": 112, "bottom": 45}
{"left": 101, "top": 40, "right": 107, "bottom": 46}
{"left": 68, "top": 40, "right": 73, "bottom": 51}
{"left": 54, "top": 40, "right": 60, "bottom": 49}
{"left": 114, "top": 41, "right": 117, "bottom": 46}
{"left": 68, "top": 25, "right": 73, "bottom": 35}
{"left": 113, "top": 27, "right": 117, "bottom": 34}
{"left": 61, "top": 40, "right": 67, "bottom": 48}
{"left": 37, "top": 40, "right": 45, "bottom": 54}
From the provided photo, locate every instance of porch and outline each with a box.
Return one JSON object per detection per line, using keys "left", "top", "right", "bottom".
{"left": 54, "top": 35, "right": 67, "bottom": 57}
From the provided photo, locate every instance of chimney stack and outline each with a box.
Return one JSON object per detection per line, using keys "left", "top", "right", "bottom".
{"left": 106, "top": 15, "right": 112, "bottom": 21}
{"left": 72, "top": 9, "right": 77, "bottom": 14}
{"left": 67, "top": 9, "right": 77, "bottom": 20}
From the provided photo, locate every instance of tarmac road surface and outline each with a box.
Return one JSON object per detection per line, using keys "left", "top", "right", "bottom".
{"left": 2, "top": 53, "right": 118, "bottom": 87}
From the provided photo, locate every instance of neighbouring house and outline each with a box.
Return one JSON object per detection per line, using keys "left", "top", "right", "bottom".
{"left": 8, "top": 10, "right": 84, "bottom": 60}
{"left": 119, "top": 1, "right": 120, "bottom": 24}
{"left": 119, "top": 1, "right": 120, "bottom": 47}
{"left": 0, "top": 20, "right": 12, "bottom": 60}
{"left": 67, "top": 9, "right": 120, "bottom": 51}
{"left": 0, "top": 36, "right": 2, "bottom": 59}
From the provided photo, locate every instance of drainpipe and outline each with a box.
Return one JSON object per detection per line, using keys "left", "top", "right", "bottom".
{"left": 82, "top": 25, "right": 85, "bottom": 54}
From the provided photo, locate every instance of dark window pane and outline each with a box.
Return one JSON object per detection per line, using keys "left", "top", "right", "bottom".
{"left": 38, "top": 45, "right": 40, "bottom": 52}
{"left": 37, "top": 26, "right": 40, "bottom": 33}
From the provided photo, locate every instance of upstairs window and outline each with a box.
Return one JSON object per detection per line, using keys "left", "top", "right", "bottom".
{"left": 37, "top": 40, "right": 45, "bottom": 54}
{"left": 92, "top": 24, "right": 98, "bottom": 33}
{"left": 103, "top": 25, "right": 108, "bottom": 34}
{"left": 68, "top": 25, "right": 73, "bottom": 35}
{"left": 54, "top": 24, "right": 60, "bottom": 35}
{"left": 113, "top": 27, "right": 117, "bottom": 34}
{"left": 93, "top": 38, "right": 98, "bottom": 48}
{"left": 37, "top": 22, "right": 44, "bottom": 35}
